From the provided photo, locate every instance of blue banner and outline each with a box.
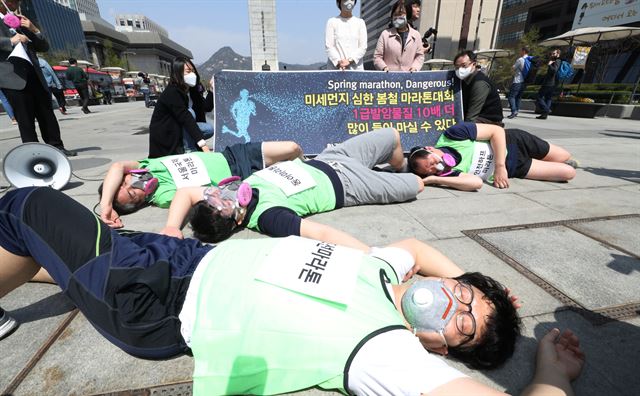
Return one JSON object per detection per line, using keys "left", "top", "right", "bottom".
{"left": 214, "top": 70, "right": 462, "bottom": 155}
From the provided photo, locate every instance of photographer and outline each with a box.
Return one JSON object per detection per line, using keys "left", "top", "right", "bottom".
{"left": 405, "top": 0, "right": 436, "bottom": 55}
{"left": 137, "top": 71, "right": 151, "bottom": 108}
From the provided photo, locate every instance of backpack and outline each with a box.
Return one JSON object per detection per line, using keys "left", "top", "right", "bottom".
{"left": 522, "top": 56, "right": 541, "bottom": 84}
{"left": 556, "top": 60, "right": 575, "bottom": 83}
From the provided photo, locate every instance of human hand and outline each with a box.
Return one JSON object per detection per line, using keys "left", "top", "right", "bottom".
{"left": 504, "top": 287, "right": 521, "bottom": 309}
{"left": 383, "top": 67, "right": 389, "bottom": 72}
{"left": 160, "top": 226, "right": 184, "bottom": 239}
{"left": 403, "top": 263, "right": 420, "bottom": 282}
{"left": 10, "top": 33, "right": 29, "bottom": 45}
{"left": 536, "top": 328, "right": 585, "bottom": 382}
{"left": 338, "top": 59, "right": 351, "bottom": 69}
{"left": 409, "top": 67, "right": 417, "bottom": 72}
{"left": 493, "top": 165, "right": 509, "bottom": 189}
{"left": 201, "top": 145, "right": 211, "bottom": 152}
{"left": 18, "top": 15, "right": 37, "bottom": 32}
{"left": 100, "top": 207, "right": 123, "bottom": 229}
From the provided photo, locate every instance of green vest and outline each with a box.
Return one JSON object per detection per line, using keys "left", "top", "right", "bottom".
{"left": 190, "top": 237, "right": 405, "bottom": 395}
{"left": 435, "top": 135, "right": 506, "bottom": 182}
{"left": 138, "top": 152, "right": 232, "bottom": 208}
{"left": 245, "top": 160, "right": 337, "bottom": 231}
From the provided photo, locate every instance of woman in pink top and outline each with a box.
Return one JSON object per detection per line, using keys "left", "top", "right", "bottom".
{"left": 373, "top": 0, "right": 424, "bottom": 72}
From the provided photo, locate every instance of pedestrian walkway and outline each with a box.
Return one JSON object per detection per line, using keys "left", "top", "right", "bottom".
{"left": 0, "top": 102, "right": 638, "bottom": 395}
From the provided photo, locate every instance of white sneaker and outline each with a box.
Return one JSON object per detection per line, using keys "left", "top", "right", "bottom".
{"left": 0, "top": 307, "right": 18, "bottom": 340}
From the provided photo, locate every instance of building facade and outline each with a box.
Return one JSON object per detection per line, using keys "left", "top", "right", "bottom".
{"left": 115, "top": 14, "right": 169, "bottom": 37}
{"left": 361, "top": 0, "right": 503, "bottom": 69}
{"left": 248, "top": 0, "right": 279, "bottom": 71}
{"left": 21, "top": 0, "right": 88, "bottom": 59}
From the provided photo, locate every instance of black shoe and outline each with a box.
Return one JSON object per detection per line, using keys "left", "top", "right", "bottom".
{"left": 536, "top": 114, "right": 548, "bottom": 119}
{"left": 59, "top": 148, "right": 77, "bottom": 157}
{"left": 0, "top": 307, "right": 18, "bottom": 340}
{"left": 507, "top": 113, "right": 517, "bottom": 119}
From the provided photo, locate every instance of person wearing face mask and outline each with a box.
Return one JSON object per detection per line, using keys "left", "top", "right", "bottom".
{"left": 373, "top": 0, "right": 425, "bottom": 72}
{"left": 148, "top": 57, "right": 213, "bottom": 158}
{"left": 535, "top": 48, "right": 562, "bottom": 120}
{"left": 325, "top": 0, "right": 367, "bottom": 71}
{"left": 407, "top": 122, "right": 577, "bottom": 191}
{"left": 161, "top": 127, "right": 425, "bottom": 249}
{"left": 453, "top": 50, "right": 504, "bottom": 126}
{"left": 0, "top": 187, "right": 585, "bottom": 395}
{"left": 97, "top": 140, "right": 303, "bottom": 228}
{"left": 0, "top": 0, "right": 76, "bottom": 156}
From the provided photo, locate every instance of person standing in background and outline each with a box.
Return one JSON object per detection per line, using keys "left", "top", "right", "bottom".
{"left": 373, "top": 0, "right": 424, "bottom": 72}
{"left": 535, "top": 48, "right": 562, "bottom": 120}
{"left": 137, "top": 72, "right": 151, "bottom": 107}
{"left": 507, "top": 47, "right": 529, "bottom": 119}
{"left": 0, "top": 0, "right": 76, "bottom": 156}
{"left": 99, "top": 77, "right": 112, "bottom": 105}
{"left": 38, "top": 56, "right": 66, "bottom": 115}
{"left": 65, "top": 58, "right": 90, "bottom": 114}
{"left": 325, "top": 0, "right": 367, "bottom": 71}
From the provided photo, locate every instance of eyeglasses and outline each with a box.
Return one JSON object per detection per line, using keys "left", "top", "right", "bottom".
{"left": 440, "top": 280, "right": 476, "bottom": 348}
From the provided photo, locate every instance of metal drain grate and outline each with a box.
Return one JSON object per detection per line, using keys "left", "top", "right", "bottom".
{"left": 463, "top": 214, "right": 640, "bottom": 324}
{"left": 91, "top": 381, "right": 193, "bottom": 396}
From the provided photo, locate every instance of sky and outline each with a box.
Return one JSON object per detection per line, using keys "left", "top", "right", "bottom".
{"left": 96, "top": 0, "right": 362, "bottom": 66}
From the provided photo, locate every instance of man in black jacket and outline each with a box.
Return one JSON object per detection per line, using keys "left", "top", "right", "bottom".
{"left": 0, "top": 0, "right": 76, "bottom": 156}
{"left": 453, "top": 50, "right": 504, "bottom": 127}
{"left": 535, "top": 48, "right": 562, "bottom": 120}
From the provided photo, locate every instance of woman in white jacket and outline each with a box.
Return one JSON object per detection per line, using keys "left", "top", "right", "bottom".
{"left": 325, "top": 0, "right": 367, "bottom": 70}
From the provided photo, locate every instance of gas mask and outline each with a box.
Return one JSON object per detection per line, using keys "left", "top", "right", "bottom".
{"left": 203, "top": 176, "right": 252, "bottom": 221}
{"left": 401, "top": 279, "right": 458, "bottom": 335}
{"left": 1, "top": 0, "right": 20, "bottom": 29}
{"left": 128, "top": 170, "right": 158, "bottom": 198}
{"left": 410, "top": 147, "right": 456, "bottom": 176}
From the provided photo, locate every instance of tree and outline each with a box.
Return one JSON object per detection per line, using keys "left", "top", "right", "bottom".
{"left": 490, "top": 27, "right": 545, "bottom": 92}
{"left": 103, "top": 39, "right": 128, "bottom": 69}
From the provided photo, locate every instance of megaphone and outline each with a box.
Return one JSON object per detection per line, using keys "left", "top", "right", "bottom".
{"left": 2, "top": 143, "right": 72, "bottom": 190}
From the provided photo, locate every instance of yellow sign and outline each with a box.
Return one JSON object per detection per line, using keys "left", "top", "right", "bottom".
{"left": 572, "top": 46, "right": 591, "bottom": 70}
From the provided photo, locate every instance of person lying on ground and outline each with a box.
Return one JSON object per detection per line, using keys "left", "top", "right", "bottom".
{"left": 407, "top": 122, "right": 577, "bottom": 191}
{"left": 98, "top": 141, "right": 302, "bottom": 228}
{"left": 0, "top": 187, "right": 584, "bottom": 395}
{"left": 161, "top": 127, "right": 424, "bottom": 250}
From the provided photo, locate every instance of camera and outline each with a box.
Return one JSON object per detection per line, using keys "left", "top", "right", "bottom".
{"left": 422, "top": 28, "right": 437, "bottom": 53}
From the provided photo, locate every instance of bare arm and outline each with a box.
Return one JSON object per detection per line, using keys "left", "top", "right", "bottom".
{"left": 99, "top": 160, "right": 140, "bottom": 227}
{"left": 262, "top": 141, "right": 303, "bottom": 165}
{"left": 426, "top": 328, "right": 584, "bottom": 396}
{"left": 423, "top": 173, "right": 483, "bottom": 191}
{"left": 387, "top": 238, "right": 464, "bottom": 281}
{"left": 475, "top": 124, "right": 508, "bottom": 188}
{"left": 299, "top": 219, "right": 369, "bottom": 252}
{"left": 161, "top": 186, "right": 207, "bottom": 238}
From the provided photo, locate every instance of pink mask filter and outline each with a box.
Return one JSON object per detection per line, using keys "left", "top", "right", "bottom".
{"left": 217, "top": 176, "right": 252, "bottom": 207}
{"left": 431, "top": 152, "right": 456, "bottom": 176}
{"left": 1, "top": 0, "right": 20, "bottom": 29}
{"left": 128, "top": 169, "right": 159, "bottom": 197}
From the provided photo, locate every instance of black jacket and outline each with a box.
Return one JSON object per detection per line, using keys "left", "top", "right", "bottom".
{"left": 462, "top": 70, "right": 503, "bottom": 124}
{"left": 148, "top": 83, "right": 206, "bottom": 158}
{"left": 0, "top": 23, "right": 49, "bottom": 90}
{"left": 189, "top": 85, "right": 214, "bottom": 123}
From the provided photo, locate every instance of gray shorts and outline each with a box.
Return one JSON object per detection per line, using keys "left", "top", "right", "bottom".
{"left": 316, "top": 128, "right": 420, "bottom": 207}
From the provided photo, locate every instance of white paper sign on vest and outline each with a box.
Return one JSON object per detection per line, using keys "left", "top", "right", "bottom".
{"left": 161, "top": 154, "right": 211, "bottom": 189}
{"left": 254, "top": 236, "right": 362, "bottom": 305}
{"left": 469, "top": 142, "right": 495, "bottom": 181}
{"left": 253, "top": 161, "right": 317, "bottom": 196}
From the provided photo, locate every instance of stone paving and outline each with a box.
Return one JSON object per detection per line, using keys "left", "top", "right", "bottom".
{"left": 0, "top": 101, "right": 639, "bottom": 395}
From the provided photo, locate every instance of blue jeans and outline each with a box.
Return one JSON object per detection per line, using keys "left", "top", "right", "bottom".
{"left": 507, "top": 82, "right": 525, "bottom": 114}
{"left": 536, "top": 86, "right": 556, "bottom": 115}
{"left": 0, "top": 89, "right": 15, "bottom": 120}
{"left": 140, "top": 88, "right": 150, "bottom": 107}
{"left": 183, "top": 121, "right": 214, "bottom": 152}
